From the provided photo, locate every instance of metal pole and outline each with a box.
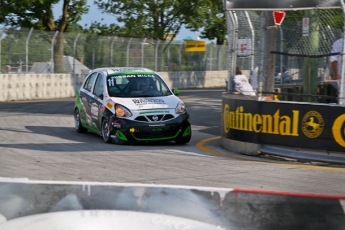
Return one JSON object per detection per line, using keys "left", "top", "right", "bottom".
{"left": 179, "top": 44, "right": 183, "bottom": 70}
{"left": 73, "top": 33, "right": 80, "bottom": 78}
{"left": 26, "top": 28, "right": 33, "bottom": 73}
{"left": 155, "top": 40, "right": 160, "bottom": 71}
{"left": 339, "top": 0, "right": 345, "bottom": 105}
{"left": 126, "top": 38, "right": 133, "bottom": 66}
{"left": 258, "top": 12, "right": 266, "bottom": 97}
{"left": 167, "top": 40, "right": 171, "bottom": 70}
{"left": 92, "top": 36, "right": 97, "bottom": 69}
{"left": 227, "top": 11, "right": 238, "bottom": 93}
{"left": 51, "top": 31, "right": 59, "bottom": 73}
{"left": 0, "top": 29, "right": 3, "bottom": 73}
{"left": 209, "top": 44, "right": 213, "bottom": 71}
{"left": 244, "top": 11, "right": 255, "bottom": 71}
{"left": 141, "top": 38, "right": 147, "bottom": 67}
{"left": 279, "top": 25, "right": 284, "bottom": 85}
{"left": 110, "top": 36, "right": 117, "bottom": 66}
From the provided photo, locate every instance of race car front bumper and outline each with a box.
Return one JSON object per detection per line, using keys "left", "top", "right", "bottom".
{"left": 108, "top": 112, "right": 191, "bottom": 143}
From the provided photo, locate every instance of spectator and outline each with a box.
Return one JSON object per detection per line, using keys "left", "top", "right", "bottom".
{"left": 330, "top": 37, "right": 343, "bottom": 80}
{"left": 233, "top": 66, "right": 256, "bottom": 96}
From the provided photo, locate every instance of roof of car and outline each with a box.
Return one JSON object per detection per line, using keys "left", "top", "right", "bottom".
{"left": 91, "top": 67, "right": 155, "bottom": 75}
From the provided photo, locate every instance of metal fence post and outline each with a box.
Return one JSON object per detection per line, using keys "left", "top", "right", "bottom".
{"left": 278, "top": 25, "right": 284, "bottom": 85}
{"left": 0, "top": 29, "right": 3, "bottom": 73}
{"left": 73, "top": 33, "right": 80, "bottom": 77}
{"left": 26, "top": 28, "right": 33, "bottom": 73}
{"left": 155, "top": 40, "right": 160, "bottom": 71}
{"left": 339, "top": 0, "right": 345, "bottom": 105}
{"left": 244, "top": 11, "right": 255, "bottom": 72}
{"left": 209, "top": 44, "right": 213, "bottom": 71}
{"left": 92, "top": 36, "right": 98, "bottom": 69}
{"left": 110, "top": 36, "right": 117, "bottom": 66}
{"left": 225, "top": 10, "right": 238, "bottom": 93}
{"left": 51, "top": 31, "right": 59, "bottom": 73}
{"left": 126, "top": 38, "right": 132, "bottom": 66}
{"left": 258, "top": 12, "right": 266, "bottom": 97}
{"left": 141, "top": 38, "right": 147, "bottom": 67}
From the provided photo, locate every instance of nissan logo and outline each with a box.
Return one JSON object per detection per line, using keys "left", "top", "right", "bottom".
{"left": 152, "top": 115, "right": 159, "bottom": 121}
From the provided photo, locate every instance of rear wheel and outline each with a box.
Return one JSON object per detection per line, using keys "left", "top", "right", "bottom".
{"left": 74, "top": 109, "right": 87, "bottom": 133}
{"left": 101, "top": 119, "right": 112, "bottom": 143}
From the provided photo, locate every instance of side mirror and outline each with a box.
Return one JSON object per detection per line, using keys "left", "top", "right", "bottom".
{"left": 172, "top": 89, "right": 179, "bottom": 95}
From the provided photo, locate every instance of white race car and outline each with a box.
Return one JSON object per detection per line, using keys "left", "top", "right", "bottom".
{"left": 74, "top": 67, "right": 191, "bottom": 145}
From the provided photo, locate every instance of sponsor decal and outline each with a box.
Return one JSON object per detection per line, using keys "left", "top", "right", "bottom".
{"left": 100, "top": 105, "right": 105, "bottom": 113}
{"left": 106, "top": 100, "right": 114, "bottom": 110}
{"left": 301, "top": 111, "right": 324, "bottom": 138}
{"left": 112, "top": 122, "right": 121, "bottom": 128}
{"left": 149, "top": 124, "right": 165, "bottom": 127}
{"left": 223, "top": 104, "right": 299, "bottom": 136}
{"left": 152, "top": 128, "right": 163, "bottom": 132}
{"left": 110, "top": 68, "right": 151, "bottom": 73}
{"left": 132, "top": 98, "right": 166, "bottom": 106}
{"left": 90, "top": 103, "right": 98, "bottom": 119}
{"left": 108, "top": 74, "right": 154, "bottom": 79}
{"left": 332, "top": 114, "right": 345, "bottom": 147}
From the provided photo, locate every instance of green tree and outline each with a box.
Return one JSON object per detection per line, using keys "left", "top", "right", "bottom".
{"left": 185, "top": 0, "right": 226, "bottom": 45}
{"left": 94, "top": 0, "right": 200, "bottom": 41}
{"left": 0, "top": 0, "right": 88, "bottom": 73}
{"left": 95, "top": 0, "right": 204, "bottom": 71}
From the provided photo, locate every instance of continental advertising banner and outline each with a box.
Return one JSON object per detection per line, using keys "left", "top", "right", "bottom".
{"left": 224, "top": 0, "right": 340, "bottom": 10}
{"left": 222, "top": 98, "right": 345, "bottom": 152}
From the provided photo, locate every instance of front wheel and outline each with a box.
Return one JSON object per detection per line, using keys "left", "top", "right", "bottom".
{"left": 101, "top": 119, "right": 112, "bottom": 143}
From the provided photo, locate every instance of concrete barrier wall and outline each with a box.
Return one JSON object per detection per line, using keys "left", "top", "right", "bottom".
{"left": 159, "top": 71, "right": 230, "bottom": 89}
{"left": 0, "top": 71, "right": 230, "bottom": 102}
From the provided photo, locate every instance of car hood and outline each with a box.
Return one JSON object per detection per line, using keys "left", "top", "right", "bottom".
{"left": 110, "top": 95, "right": 180, "bottom": 110}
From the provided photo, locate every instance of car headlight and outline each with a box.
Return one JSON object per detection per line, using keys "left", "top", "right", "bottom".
{"left": 175, "top": 101, "right": 186, "bottom": 114}
{"left": 115, "top": 104, "right": 132, "bottom": 118}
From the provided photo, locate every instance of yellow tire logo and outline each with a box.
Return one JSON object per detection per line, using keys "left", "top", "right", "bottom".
{"left": 332, "top": 114, "right": 345, "bottom": 147}
{"left": 223, "top": 104, "right": 230, "bottom": 134}
{"left": 301, "top": 111, "right": 324, "bottom": 138}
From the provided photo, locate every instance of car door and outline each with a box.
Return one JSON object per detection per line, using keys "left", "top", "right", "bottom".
{"left": 80, "top": 72, "right": 98, "bottom": 129}
{"left": 90, "top": 73, "right": 105, "bottom": 131}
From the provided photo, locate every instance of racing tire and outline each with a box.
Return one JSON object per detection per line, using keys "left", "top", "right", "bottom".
{"left": 175, "top": 133, "right": 191, "bottom": 145}
{"left": 101, "top": 119, "right": 112, "bottom": 143}
{"left": 74, "top": 109, "right": 87, "bottom": 133}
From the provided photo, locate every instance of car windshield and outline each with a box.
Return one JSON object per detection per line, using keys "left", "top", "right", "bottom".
{"left": 106, "top": 73, "right": 172, "bottom": 98}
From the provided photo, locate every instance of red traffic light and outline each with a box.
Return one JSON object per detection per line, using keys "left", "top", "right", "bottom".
{"left": 273, "top": 11, "right": 285, "bottom": 25}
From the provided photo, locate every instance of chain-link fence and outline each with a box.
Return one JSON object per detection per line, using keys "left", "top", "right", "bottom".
{"left": 0, "top": 27, "right": 229, "bottom": 76}
{"left": 226, "top": 9, "right": 343, "bottom": 103}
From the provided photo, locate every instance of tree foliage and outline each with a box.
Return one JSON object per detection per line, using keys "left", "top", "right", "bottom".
{"left": 0, "top": 0, "right": 88, "bottom": 32}
{"left": 0, "top": 0, "right": 89, "bottom": 72}
{"left": 94, "top": 0, "right": 200, "bottom": 41}
{"left": 185, "top": 0, "right": 226, "bottom": 45}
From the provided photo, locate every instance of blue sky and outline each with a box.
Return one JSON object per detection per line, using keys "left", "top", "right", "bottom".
{"left": 53, "top": 0, "right": 200, "bottom": 40}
